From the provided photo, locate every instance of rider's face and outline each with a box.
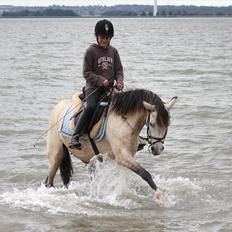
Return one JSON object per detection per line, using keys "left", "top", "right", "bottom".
{"left": 97, "top": 35, "right": 112, "bottom": 49}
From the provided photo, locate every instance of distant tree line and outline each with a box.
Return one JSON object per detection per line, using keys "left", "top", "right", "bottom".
{"left": 1, "top": 5, "right": 231, "bottom": 17}
{"left": 101, "top": 5, "right": 232, "bottom": 17}
{"left": 1, "top": 8, "right": 79, "bottom": 17}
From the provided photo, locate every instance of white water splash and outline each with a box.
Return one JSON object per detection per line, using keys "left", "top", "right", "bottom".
{"left": 0, "top": 155, "right": 206, "bottom": 215}
{"left": 155, "top": 175, "right": 202, "bottom": 205}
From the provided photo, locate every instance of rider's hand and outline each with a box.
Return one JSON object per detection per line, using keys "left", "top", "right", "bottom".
{"left": 102, "top": 79, "right": 109, "bottom": 87}
{"left": 116, "top": 81, "right": 123, "bottom": 91}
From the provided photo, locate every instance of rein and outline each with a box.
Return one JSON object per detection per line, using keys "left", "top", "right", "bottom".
{"left": 33, "top": 87, "right": 101, "bottom": 148}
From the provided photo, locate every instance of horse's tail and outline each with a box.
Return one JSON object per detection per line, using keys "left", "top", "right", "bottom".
{"left": 60, "top": 144, "right": 73, "bottom": 187}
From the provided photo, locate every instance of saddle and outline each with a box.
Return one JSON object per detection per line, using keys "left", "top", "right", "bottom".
{"left": 69, "top": 92, "right": 110, "bottom": 139}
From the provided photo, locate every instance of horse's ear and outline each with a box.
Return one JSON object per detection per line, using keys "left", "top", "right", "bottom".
{"left": 143, "top": 101, "right": 156, "bottom": 112}
{"left": 165, "top": 96, "right": 177, "bottom": 110}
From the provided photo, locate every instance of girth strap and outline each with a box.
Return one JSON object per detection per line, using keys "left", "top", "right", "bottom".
{"left": 88, "top": 134, "right": 100, "bottom": 155}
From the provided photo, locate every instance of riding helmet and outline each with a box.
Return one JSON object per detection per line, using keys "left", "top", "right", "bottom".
{"left": 95, "top": 19, "right": 114, "bottom": 37}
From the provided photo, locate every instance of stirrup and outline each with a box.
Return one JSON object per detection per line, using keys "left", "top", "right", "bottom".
{"left": 69, "top": 138, "right": 82, "bottom": 150}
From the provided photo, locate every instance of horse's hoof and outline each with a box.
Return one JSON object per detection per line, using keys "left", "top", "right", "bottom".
{"left": 44, "top": 183, "right": 54, "bottom": 188}
{"left": 88, "top": 155, "right": 103, "bottom": 177}
{"left": 154, "top": 189, "right": 171, "bottom": 208}
{"left": 45, "top": 182, "right": 54, "bottom": 188}
{"left": 97, "top": 154, "right": 103, "bottom": 162}
{"left": 44, "top": 177, "right": 54, "bottom": 188}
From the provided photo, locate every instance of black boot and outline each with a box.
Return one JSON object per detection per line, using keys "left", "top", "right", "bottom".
{"left": 69, "top": 136, "right": 82, "bottom": 150}
{"left": 137, "top": 142, "right": 146, "bottom": 151}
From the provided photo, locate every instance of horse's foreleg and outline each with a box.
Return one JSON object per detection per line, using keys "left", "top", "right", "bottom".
{"left": 115, "top": 152, "right": 170, "bottom": 207}
{"left": 130, "top": 163, "right": 170, "bottom": 207}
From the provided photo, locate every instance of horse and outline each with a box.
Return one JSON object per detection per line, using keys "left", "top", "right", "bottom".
{"left": 45, "top": 89, "right": 177, "bottom": 207}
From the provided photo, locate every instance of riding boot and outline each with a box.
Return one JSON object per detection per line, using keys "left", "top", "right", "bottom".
{"left": 69, "top": 134, "right": 82, "bottom": 150}
{"left": 69, "top": 106, "right": 92, "bottom": 150}
{"left": 69, "top": 87, "right": 104, "bottom": 150}
{"left": 69, "top": 114, "right": 85, "bottom": 150}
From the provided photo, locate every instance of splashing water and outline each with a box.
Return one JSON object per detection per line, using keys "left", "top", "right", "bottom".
{"left": 0, "top": 155, "right": 204, "bottom": 215}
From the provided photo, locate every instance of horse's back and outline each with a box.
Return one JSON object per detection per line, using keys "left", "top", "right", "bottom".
{"left": 48, "top": 99, "right": 73, "bottom": 145}
{"left": 49, "top": 99, "right": 73, "bottom": 126}
{"left": 47, "top": 99, "right": 73, "bottom": 152}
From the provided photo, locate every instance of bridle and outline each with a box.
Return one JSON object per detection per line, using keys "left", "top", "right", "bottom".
{"left": 140, "top": 113, "right": 168, "bottom": 150}
{"left": 122, "top": 111, "right": 168, "bottom": 152}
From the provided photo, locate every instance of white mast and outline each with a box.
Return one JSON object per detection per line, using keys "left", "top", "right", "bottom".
{"left": 153, "top": 0, "right": 158, "bottom": 16}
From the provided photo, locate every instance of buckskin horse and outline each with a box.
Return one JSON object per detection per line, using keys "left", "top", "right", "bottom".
{"left": 45, "top": 89, "right": 177, "bottom": 207}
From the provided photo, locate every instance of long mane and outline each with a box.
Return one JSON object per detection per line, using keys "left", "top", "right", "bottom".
{"left": 111, "top": 89, "right": 170, "bottom": 127}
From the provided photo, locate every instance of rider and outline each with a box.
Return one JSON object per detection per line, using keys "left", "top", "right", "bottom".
{"left": 70, "top": 19, "right": 124, "bottom": 149}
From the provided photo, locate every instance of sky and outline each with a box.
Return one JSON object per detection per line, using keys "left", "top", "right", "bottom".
{"left": 0, "top": 0, "right": 231, "bottom": 7}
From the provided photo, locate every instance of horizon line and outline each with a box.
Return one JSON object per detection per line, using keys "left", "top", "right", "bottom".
{"left": 0, "top": 4, "right": 232, "bottom": 7}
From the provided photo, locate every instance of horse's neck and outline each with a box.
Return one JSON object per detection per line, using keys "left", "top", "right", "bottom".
{"left": 126, "top": 111, "right": 148, "bottom": 134}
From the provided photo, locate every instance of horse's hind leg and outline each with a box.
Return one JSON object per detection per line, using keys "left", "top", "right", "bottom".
{"left": 45, "top": 144, "right": 73, "bottom": 187}
{"left": 45, "top": 134, "right": 65, "bottom": 187}
{"left": 59, "top": 144, "right": 73, "bottom": 187}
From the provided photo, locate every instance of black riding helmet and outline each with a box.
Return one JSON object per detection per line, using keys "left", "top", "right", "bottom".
{"left": 95, "top": 19, "right": 114, "bottom": 37}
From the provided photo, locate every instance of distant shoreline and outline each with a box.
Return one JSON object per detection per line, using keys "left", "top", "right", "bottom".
{"left": 0, "top": 15, "right": 231, "bottom": 18}
{"left": 1, "top": 5, "right": 231, "bottom": 18}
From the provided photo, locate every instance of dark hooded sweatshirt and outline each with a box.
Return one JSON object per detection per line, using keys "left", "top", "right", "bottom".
{"left": 83, "top": 44, "right": 124, "bottom": 90}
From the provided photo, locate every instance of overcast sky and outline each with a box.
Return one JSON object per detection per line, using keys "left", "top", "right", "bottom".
{"left": 0, "top": 0, "right": 231, "bottom": 7}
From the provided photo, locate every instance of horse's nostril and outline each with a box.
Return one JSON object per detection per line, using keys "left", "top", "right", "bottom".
{"left": 161, "top": 146, "right": 164, "bottom": 151}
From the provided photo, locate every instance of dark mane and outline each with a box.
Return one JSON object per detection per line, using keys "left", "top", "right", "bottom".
{"left": 111, "top": 89, "right": 170, "bottom": 127}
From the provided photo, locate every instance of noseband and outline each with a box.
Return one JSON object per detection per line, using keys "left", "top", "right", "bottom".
{"left": 147, "top": 124, "right": 167, "bottom": 146}
{"left": 140, "top": 113, "right": 168, "bottom": 149}
{"left": 122, "top": 112, "right": 167, "bottom": 151}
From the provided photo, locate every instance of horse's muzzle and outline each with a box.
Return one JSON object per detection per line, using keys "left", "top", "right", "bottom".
{"left": 151, "top": 144, "right": 164, "bottom": 156}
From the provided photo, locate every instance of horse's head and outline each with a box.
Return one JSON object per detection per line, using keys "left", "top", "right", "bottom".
{"left": 143, "top": 97, "right": 177, "bottom": 156}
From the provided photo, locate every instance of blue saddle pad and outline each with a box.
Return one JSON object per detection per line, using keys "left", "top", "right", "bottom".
{"left": 59, "top": 104, "right": 109, "bottom": 142}
{"left": 59, "top": 104, "right": 76, "bottom": 138}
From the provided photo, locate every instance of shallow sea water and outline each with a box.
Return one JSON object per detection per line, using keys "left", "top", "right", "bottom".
{"left": 0, "top": 17, "right": 231, "bottom": 231}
